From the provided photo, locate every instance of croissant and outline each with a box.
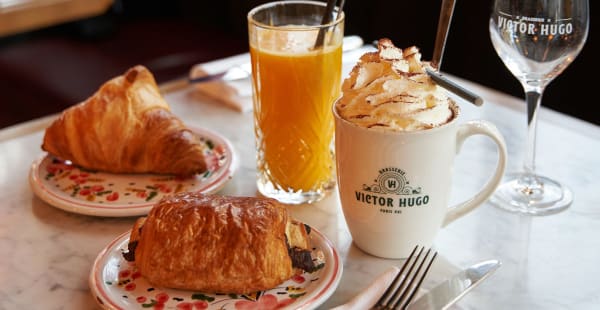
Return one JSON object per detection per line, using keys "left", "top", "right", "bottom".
{"left": 123, "top": 192, "right": 317, "bottom": 294}
{"left": 41, "top": 65, "right": 207, "bottom": 176}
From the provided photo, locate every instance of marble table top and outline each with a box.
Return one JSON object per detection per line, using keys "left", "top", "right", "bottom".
{"left": 1, "top": 47, "right": 599, "bottom": 310}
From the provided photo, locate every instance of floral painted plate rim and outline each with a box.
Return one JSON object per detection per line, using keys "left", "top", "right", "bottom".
{"left": 29, "top": 127, "right": 238, "bottom": 217}
{"left": 89, "top": 226, "right": 342, "bottom": 310}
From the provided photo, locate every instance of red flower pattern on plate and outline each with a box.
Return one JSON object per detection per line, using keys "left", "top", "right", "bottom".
{"left": 234, "top": 294, "right": 294, "bottom": 310}
{"left": 40, "top": 154, "right": 222, "bottom": 205}
{"left": 111, "top": 258, "right": 318, "bottom": 309}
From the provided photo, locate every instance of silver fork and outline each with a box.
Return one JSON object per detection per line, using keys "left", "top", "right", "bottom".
{"left": 371, "top": 245, "right": 438, "bottom": 310}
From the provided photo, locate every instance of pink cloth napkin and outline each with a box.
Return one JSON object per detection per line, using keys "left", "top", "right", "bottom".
{"left": 189, "top": 55, "right": 253, "bottom": 113}
{"left": 330, "top": 266, "right": 400, "bottom": 310}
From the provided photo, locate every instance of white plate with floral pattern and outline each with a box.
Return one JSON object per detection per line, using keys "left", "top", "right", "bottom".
{"left": 29, "top": 127, "right": 238, "bottom": 217}
{"left": 89, "top": 226, "right": 342, "bottom": 310}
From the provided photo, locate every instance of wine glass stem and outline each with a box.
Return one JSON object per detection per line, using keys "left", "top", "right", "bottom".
{"left": 524, "top": 89, "right": 542, "bottom": 176}
{"left": 519, "top": 83, "right": 547, "bottom": 195}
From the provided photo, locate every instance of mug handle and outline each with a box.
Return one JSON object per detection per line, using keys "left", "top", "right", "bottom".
{"left": 442, "top": 120, "right": 507, "bottom": 227}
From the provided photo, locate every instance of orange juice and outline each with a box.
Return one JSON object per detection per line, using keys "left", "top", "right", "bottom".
{"left": 250, "top": 36, "right": 342, "bottom": 195}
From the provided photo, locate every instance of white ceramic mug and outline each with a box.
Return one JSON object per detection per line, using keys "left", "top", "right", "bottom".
{"left": 334, "top": 103, "right": 507, "bottom": 259}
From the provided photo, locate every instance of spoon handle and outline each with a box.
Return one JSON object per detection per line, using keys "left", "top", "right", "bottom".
{"left": 432, "top": 0, "right": 456, "bottom": 70}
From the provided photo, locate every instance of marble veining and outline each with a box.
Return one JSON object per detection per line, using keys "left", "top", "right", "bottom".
{"left": 1, "top": 51, "right": 599, "bottom": 309}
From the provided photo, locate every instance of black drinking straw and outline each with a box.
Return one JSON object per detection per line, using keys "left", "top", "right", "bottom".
{"left": 426, "top": 68, "right": 484, "bottom": 106}
{"left": 314, "top": 0, "right": 339, "bottom": 49}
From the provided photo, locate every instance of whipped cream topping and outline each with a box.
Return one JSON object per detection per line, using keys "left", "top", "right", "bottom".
{"left": 335, "top": 38, "right": 456, "bottom": 131}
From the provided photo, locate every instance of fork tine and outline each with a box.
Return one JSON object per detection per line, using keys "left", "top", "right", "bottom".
{"left": 373, "top": 245, "right": 419, "bottom": 309}
{"left": 372, "top": 245, "right": 437, "bottom": 310}
{"left": 392, "top": 248, "right": 437, "bottom": 309}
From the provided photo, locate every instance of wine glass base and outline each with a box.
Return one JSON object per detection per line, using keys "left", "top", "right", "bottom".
{"left": 490, "top": 173, "right": 573, "bottom": 216}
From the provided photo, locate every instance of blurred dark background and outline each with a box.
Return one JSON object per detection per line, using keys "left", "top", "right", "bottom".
{"left": 1, "top": 0, "right": 597, "bottom": 129}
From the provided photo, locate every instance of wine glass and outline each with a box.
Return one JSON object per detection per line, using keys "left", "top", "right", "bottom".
{"left": 489, "top": 0, "right": 589, "bottom": 215}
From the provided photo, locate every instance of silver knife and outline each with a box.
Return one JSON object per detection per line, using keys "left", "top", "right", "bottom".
{"left": 406, "top": 260, "right": 501, "bottom": 310}
{"left": 188, "top": 35, "right": 364, "bottom": 84}
{"left": 160, "top": 35, "right": 364, "bottom": 94}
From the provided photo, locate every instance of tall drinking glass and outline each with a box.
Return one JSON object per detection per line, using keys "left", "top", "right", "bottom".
{"left": 489, "top": 0, "right": 589, "bottom": 215}
{"left": 248, "top": 1, "right": 344, "bottom": 204}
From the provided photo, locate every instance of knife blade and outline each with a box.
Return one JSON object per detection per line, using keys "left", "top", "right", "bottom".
{"left": 160, "top": 35, "right": 364, "bottom": 94}
{"left": 188, "top": 35, "right": 364, "bottom": 84}
{"left": 406, "top": 260, "right": 501, "bottom": 310}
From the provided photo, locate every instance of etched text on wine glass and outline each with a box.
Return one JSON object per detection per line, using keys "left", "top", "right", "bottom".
{"left": 497, "top": 13, "right": 573, "bottom": 36}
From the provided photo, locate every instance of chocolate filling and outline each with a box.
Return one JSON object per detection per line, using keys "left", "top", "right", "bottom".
{"left": 288, "top": 246, "right": 317, "bottom": 272}
{"left": 122, "top": 240, "right": 137, "bottom": 262}
{"left": 122, "top": 223, "right": 319, "bottom": 273}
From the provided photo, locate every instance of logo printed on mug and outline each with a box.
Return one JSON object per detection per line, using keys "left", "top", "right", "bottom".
{"left": 355, "top": 167, "right": 429, "bottom": 213}
{"left": 334, "top": 40, "right": 507, "bottom": 258}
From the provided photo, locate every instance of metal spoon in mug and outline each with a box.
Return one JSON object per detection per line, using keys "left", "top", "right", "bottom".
{"left": 432, "top": 0, "right": 456, "bottom": 70}
{"left": 429, "top": 0, "right": 483, "bottom": 106}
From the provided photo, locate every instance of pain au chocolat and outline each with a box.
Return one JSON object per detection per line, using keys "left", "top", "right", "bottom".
{"left": 123, "top": 192, "right": 319, "bottom": 294}
{"left": 41, "top": 65, "right": 207, "bottom": 176}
